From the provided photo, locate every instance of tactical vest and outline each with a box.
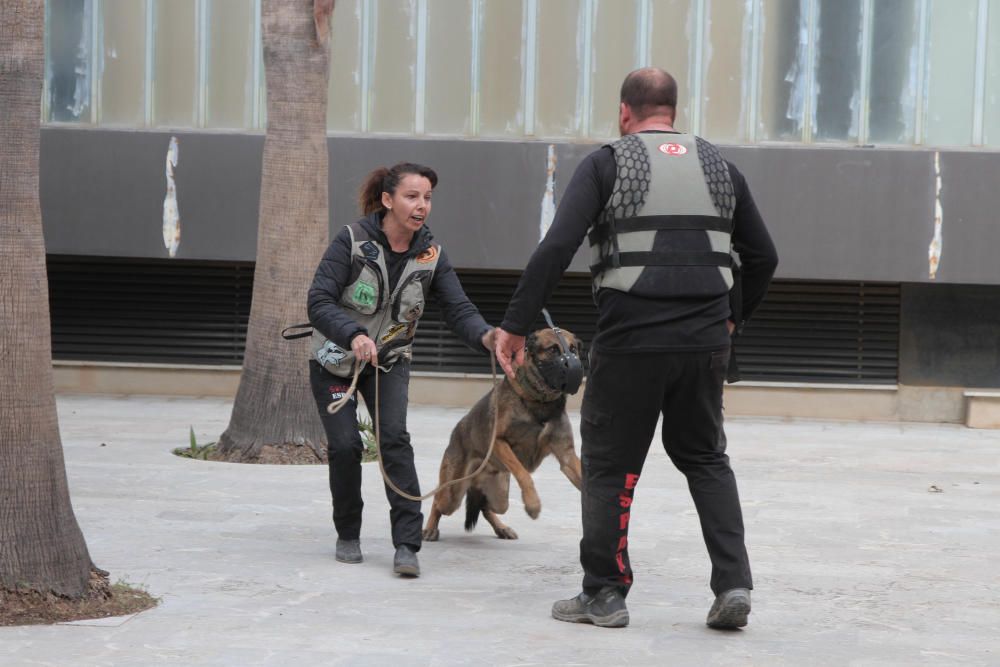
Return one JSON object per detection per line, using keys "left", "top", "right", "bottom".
{"left": 589, "top": 132, "right": 735, "bottom": 300}
{"left": 311, "top": 222, "right": 441, "bottom": 377}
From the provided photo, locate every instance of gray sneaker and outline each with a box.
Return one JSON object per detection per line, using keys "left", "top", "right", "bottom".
{"left": 335, "top": 538, "right": 362, "bottom": 564}
{"left": 706, "top": 588, "right": 751, "bottom": 629}
{"left": 393, "top": 545, "right": 420, "bottom": 577}
{"left": 551, "top": 587, "right": 629, "bottom": 628}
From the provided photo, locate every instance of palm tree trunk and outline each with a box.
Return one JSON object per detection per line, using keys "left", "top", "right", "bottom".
{"left": 217, "top": 0, "right": 332, "bottom": 461}
{"left": 0, "top": 0, "right": 95, "bottom": 598}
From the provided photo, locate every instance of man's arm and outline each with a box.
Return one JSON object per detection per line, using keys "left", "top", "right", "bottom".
{"left": 727, "top": 161, "right": 778, "bottom": 329}
{"left": 496, "top": 148, "right": 613, "bottom": 375}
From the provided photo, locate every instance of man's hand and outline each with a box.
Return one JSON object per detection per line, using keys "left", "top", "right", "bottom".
{"left": 351, "top": 334, "right": 378, "bottom": 367}
{"left": 494, "top": 328, "right": 525, "bottom": 379}
{"left": 480, "top": 327, "right": 497, "bottom": 351}
{"left": 727, "top": 320, "right": 736, "bottom": 336}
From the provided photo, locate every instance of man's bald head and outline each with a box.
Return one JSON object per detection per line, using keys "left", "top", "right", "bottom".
{"left": 619, "top": 68, "right": 677, "bottom": 122}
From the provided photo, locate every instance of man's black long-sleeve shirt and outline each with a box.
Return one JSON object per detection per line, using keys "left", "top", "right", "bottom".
{"left": 500, "top": 131, "right": 778, "bottom": 353}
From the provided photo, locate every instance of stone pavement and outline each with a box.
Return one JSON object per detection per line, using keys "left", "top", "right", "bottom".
{"left": 3, "top": 394, "right": 999, "bottom": 666}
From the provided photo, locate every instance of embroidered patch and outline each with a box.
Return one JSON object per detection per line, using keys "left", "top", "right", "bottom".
{"left": 415, "top": 246, "right": 438, "bottom": 264}
{"left": 317, "top": 341, "right": 348, "bottom": 367}
{"left": 328, "top": 384, "right": 354, "bottom": 402}
{"left": 381, "top": 323, "right": 407, "bottom": 343}
{"left": 360, "top": 241, "right": 379, "bottom": 260}
{"left": 352, "top": 282, "right": 376, "bottom": 307}
{"left": 658, "top": 142, "right": 688, "bottom": 156}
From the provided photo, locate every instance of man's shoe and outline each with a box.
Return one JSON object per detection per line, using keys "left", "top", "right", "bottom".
{"left": 335, "top": 538, "right": 362, "bottom": 564}
{"left": 393, "top": 545, "right": 420, "bottom": 577}
{"left": 706, "top": 588, "right": 751, "bottom": 629}
{"left": 551, "top": 587, "right": 629, "bottom": 628}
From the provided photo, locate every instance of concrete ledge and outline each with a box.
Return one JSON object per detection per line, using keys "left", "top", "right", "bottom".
{"left": 52, "top": 361, "right": 996, "bottom": 427}
{"left": 965, "top": 390, "right": 1000, "bottom": 429}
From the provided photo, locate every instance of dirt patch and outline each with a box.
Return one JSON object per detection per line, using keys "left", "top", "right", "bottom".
{"left": 209, "top": 443, "right": 327, "bottom": 465}
{"left": 0, "top": 570, "right": 157, "bottom": 627}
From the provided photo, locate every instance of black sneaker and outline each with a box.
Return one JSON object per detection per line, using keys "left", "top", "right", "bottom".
{"left": 551, "top": 587, "right": 629, "bottom": 628}
{"left": 335, "top": 538, "right": 362, "bottom": 564}
{"left": 706, "top": 588, "right": 751, "bottom": 629}
{"left": 393, "top": 544, "right": 420, "bottom": 577}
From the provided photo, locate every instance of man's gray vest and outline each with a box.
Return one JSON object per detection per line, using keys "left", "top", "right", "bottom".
{"left": 589, "top": 132, "right": 735, "bottom": 300}
{"left": 312, "top": 222, "right": 441, "bottom": 377}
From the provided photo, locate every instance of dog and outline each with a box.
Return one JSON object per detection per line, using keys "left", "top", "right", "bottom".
{"left": 422, "top": 327, "right": 583, "bottom": 541}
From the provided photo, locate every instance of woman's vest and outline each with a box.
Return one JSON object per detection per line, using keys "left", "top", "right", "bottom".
{"left": 589, "top": 132, "right": 735, "bottom": 300}
{"left": 311, "top": 222, "right": 441, "bottom": 377}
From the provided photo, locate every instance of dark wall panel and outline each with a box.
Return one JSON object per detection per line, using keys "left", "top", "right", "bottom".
{"left": 899, "top": 283, "right": 1000, "bottom": 388}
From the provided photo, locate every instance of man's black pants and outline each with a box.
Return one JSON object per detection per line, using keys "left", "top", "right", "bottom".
{"left": 309, "top": 360, "right": 423, "bottom": 550}
{"left": 579, "top": 347, "right": 752, "bottom": 596}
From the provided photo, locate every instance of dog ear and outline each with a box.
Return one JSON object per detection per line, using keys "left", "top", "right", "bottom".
{"left": 525, "top": 330, "right": 539, "bottom": 357}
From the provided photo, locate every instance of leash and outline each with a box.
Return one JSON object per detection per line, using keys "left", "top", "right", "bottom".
{"left": 327, "top": 351, "right": 502, "bottom": 503}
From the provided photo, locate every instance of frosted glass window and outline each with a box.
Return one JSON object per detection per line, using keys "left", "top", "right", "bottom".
{"left": 923, "top": 0, "right": 978, "bottom": 146}
{"left": 369, "top": 0, "right": 417, "bottom": 134}
{"left": 984, "top": 0, "right": 1000, "bottom": 146}
{"left": 813, "top": 0, "right": 862, "bottom": 142}
{"left": 152, "top": 0, "right": 198, "bottom": 128}
{"left": 648, "top": 0, "right": 694, "bottom": 133}
{"left": 477, "top": 0, "right": 524, "bottom": 137}
{"left": 867, "top": 0, "right": 919, "bottom": 144}
{"left": 589, "top": 0, "right": 638, "bottom": 139}
{"left": 534, "top": 0, "right": 585, "bottom": 138}
{"left": 425, "top": 0, "right": 473, "bottom": 135}
{"left": 100, "top": 0, "right": 146, "bottom": 126}
{"left": 327, "top": 0, "right": 363, "bottom": 132}
{"left": 701, "top": 0, "right": 751, "bottom": 142}
{"left": 759, "top": 0, "right": 804, "bottom": 141}
{"left": 47, "top": 0, "right": 93, "bottom": 123}
{"left": 207, "top": 0, "right": 255, "bottom": 129}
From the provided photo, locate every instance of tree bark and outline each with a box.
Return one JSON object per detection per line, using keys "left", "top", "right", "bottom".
{"left": 217, "top": 0, "right": 332, "bottom": 461}
{"left": 0, "top": 0, "right": 95, "bottom": 598}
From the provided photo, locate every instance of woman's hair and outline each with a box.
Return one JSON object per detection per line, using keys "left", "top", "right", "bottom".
{"left": 358, "top": 162, "right": 439, "bottom": 215}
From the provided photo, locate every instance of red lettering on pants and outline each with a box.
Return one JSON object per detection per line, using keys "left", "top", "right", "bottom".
{"left": 616, "top": 551, "right": 626, "bottom": 574}
{"left": 619, "top": 512, "right": 630, "bottom": 531}
{"left": 625, "top": 473, "right": 640, "bottom": 490}
{"left": 618, "top": 493, "right": 632, "bottom": 508}
{"left": 617, "top": 536, "right": 628, "bottom": 552}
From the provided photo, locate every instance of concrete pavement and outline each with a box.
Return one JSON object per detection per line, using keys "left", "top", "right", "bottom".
{"left": 3, "top": 394, "right": 999, "bottom": 666}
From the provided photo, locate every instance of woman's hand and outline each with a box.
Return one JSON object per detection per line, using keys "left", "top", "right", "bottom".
{"left": 351, "top": 334, "right": 378, "bottom": 367}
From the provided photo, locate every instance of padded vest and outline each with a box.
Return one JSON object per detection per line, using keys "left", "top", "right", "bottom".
{"left": 311, "top": 222, "right": 440, "bottom": 377}
{"left": 589, "top": 133, "right": 735, "bottom": 300}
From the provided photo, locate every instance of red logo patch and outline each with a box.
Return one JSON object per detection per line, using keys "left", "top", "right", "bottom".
{"left": 658, "top": 142, "right": 688, "bottom": 156}
{"left": 416, "top": 246, "right": 439, "bottom": 264}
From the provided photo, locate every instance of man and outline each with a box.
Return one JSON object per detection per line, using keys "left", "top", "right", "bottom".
{"left": 495, "top": 68, "right": 778, "bottom": 629}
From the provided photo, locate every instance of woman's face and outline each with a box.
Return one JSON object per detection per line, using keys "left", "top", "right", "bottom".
{"left": 382, "top": 174, "right": 433, "bottom": 236}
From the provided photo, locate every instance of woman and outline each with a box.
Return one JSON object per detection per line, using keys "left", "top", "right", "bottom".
{"left": 307, "top": 162, "right": 494, "bottom": 578}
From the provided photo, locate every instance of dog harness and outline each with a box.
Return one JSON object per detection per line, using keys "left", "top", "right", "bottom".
{"left": 311, "top": 221, "right": 441, "bottom": 378}
{"left": 589, "top": 132, "right": 735, "bottom": 300}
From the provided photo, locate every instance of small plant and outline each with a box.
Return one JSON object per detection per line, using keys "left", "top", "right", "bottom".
{"left": 173, "top": 426, "right": 216, "bottom": 460}
{"left": 358, "top": 416, "right": 377, "bottom": 462}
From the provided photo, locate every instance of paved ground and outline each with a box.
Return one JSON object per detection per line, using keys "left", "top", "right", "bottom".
{"left": 3, "top": 394, "right": 999, "bottom": 666}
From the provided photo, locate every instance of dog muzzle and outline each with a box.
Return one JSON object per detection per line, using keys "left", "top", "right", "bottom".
{"left": 537, "top": 309, "right": 583, "bottom": 395}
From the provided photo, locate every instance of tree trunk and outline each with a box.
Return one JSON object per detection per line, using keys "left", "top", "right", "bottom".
{"left": 0, "top": 0, "right": 95, "bottom": 598}
{"left": 217, "top": 0, "right": 332, "bottom": 461}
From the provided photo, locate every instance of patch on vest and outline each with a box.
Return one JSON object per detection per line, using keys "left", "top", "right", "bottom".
{"left": 657, "top": 142, "right": 688, "bottom": 156}
{"left": 381, "top": 323, "right": 407, "bottom": 343}
{"left": 352, "top": 282, "right": 377, "bottom": 307}
{"left": 360, "top": 241, "right": 380, "bottom": 260}
{"left": 416, "top": 246, "right": 438, "bottom": 264}
{"left": 317, "top": 341, "right": 348, "bottom": 367}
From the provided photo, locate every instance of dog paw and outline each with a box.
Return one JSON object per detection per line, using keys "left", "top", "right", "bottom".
{"left": 524, "top": 501, "right": 541, "bottom": 520}
{"left": 422, "top": 527, "right": 440, "bottom": 542}
{"left": 495, "top": 526, "right": 518, "bottom": 540}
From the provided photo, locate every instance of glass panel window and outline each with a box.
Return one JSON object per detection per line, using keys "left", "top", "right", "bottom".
{"left": 648, "top": 0, "right": 695, "bottom": 133}
{"left": 206, "top": 0, "right": 255, "bottom": 129}
{"left": 534, "top": 0, "right": 586, "bottom": 138}
{"left": 923, "top": 0, "right": 978, "bottom": 146}
{"left": 47, "top": 0, "right": 93, "bottom": 123}
{"left": 425, "top": 0, "right": 473, "bottom": 135}
{"left": 327, "top": 0, "right": 363, "bottom": 132}
{"left": 477, "top": 0, "right": 524, "bottom": 137}
{"left": 369, "top": 0, "right": 417, "bottom": 134}
{"left": 99, "top": 0, "right": 146, "bottom": 126}
{"left": 152, "top": 0, "right": 199, "bottom": 128}
{"left": 813, "top": 0, "right": 862, "bottom": 142}
{"left": 759, "top": 0, "right": 805, "bottom": 141}
{"left": 589, "top": 0, "right": 638, "bottom": 139}
{"left": 867, "top": 0, "right": 919, "bottom": 144}
{"left": 983, "top": 0, "right": 1000, "bottom": 146}
{"left": 701, "top": 0, "right": 751, "bottom": 142}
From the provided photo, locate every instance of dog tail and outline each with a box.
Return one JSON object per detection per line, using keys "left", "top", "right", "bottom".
{"left": 464, "top": 488, "right": 487, "bottom": 532}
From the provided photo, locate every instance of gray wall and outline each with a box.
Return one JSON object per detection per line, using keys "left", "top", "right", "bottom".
{"left": 40, "top": 127, "right": 1000, "bottom": 286}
